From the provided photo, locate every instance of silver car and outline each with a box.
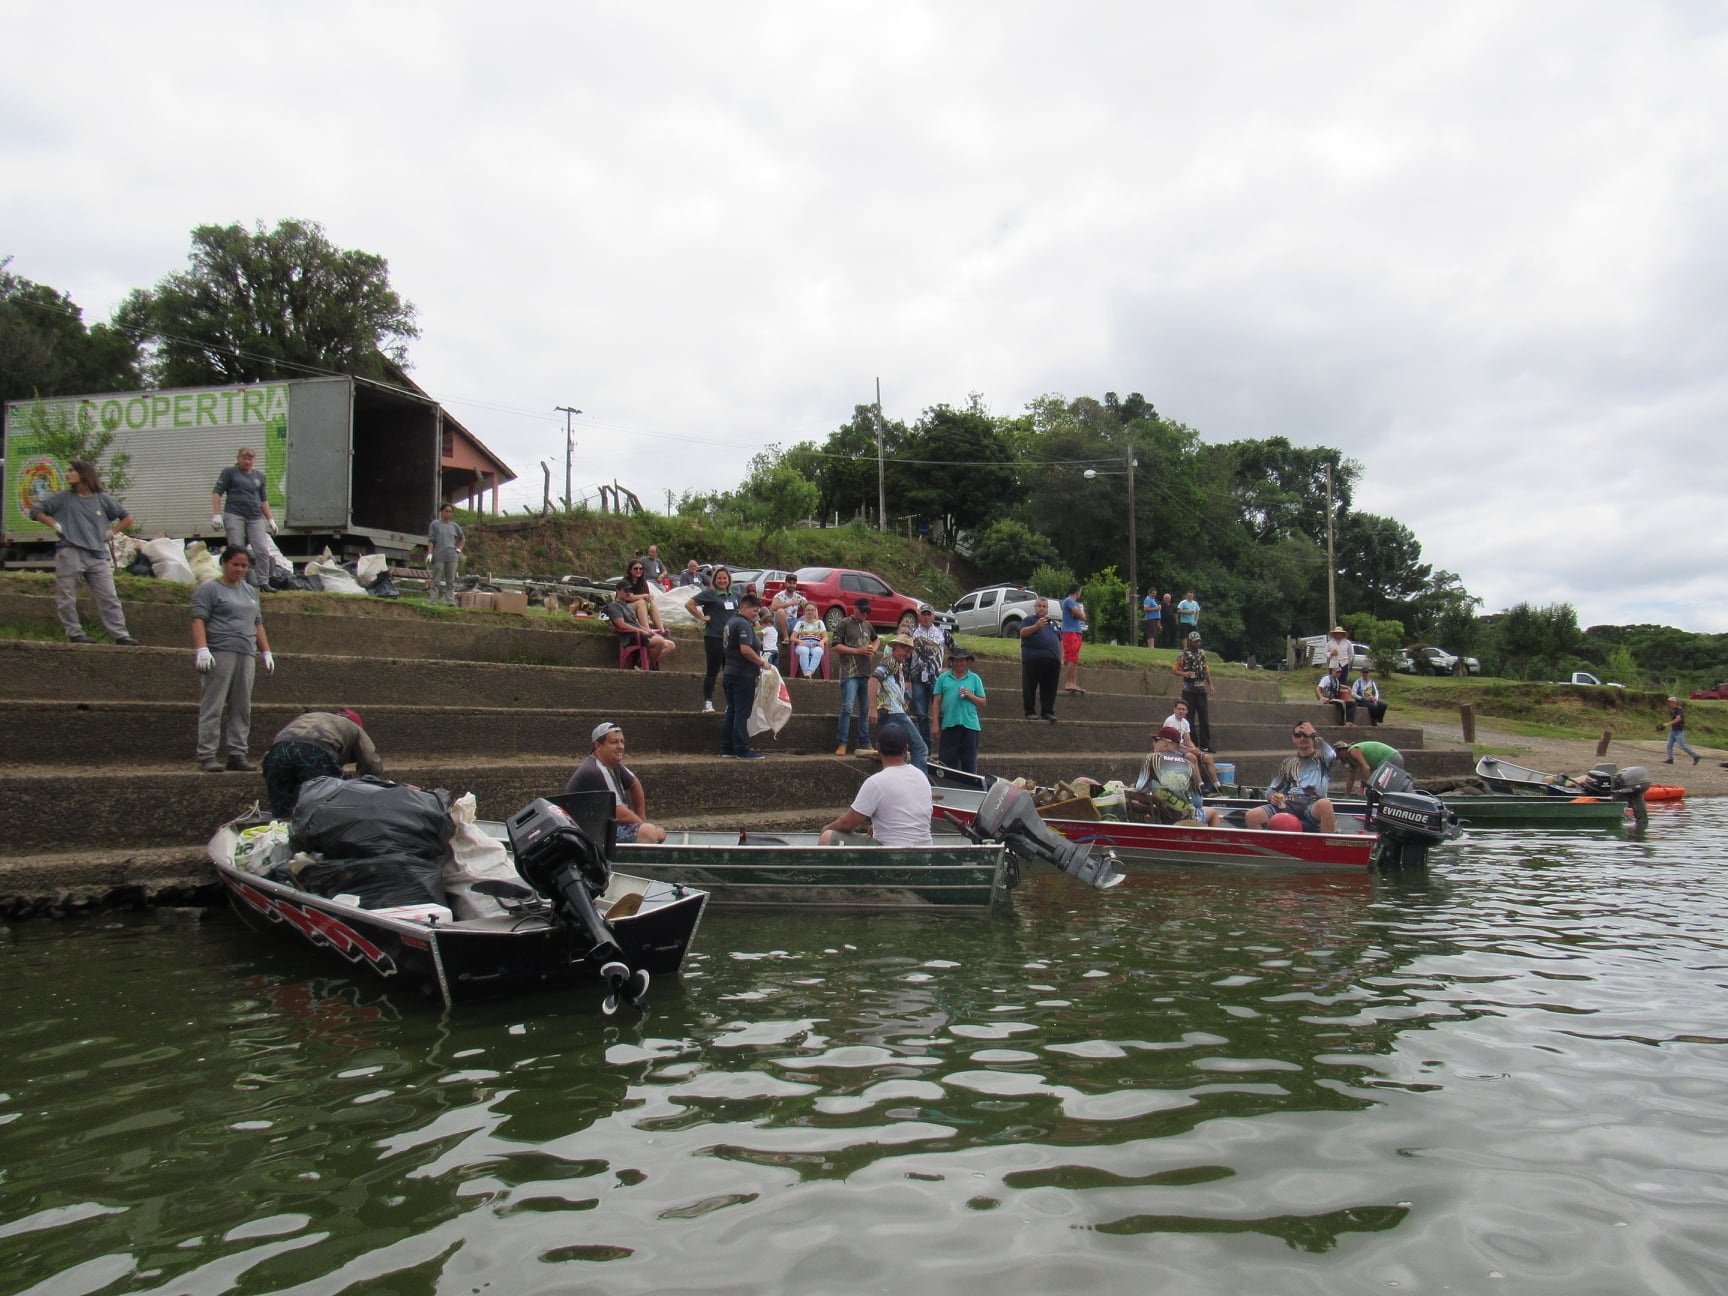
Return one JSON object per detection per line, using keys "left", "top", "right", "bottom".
{"left": 948, "top": 585, "right": 1041, "bottom": 637}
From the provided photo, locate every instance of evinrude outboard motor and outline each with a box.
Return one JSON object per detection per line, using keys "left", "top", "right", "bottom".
{"left": 1579, "top": 762, "right": 1652, "bottom": 830}
{"left": 971, "top": 781, "right": 1124, "bottom": 890}
{"left": 1363, "top": 763, "right": 1460, "bottom": 873}
{"left": 506, "top": 796, "right": 650, "bottom": 1013}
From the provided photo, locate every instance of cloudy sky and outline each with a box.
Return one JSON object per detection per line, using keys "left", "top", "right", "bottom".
{"left": 6, "top": 2, "right": 1726, "bottom": 630}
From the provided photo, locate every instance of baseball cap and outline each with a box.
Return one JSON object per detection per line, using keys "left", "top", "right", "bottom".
{"left": 591, "top": 722, "right": 622, "bottom": 744}
{"left": 854, "top": 596, "right": 871, "bottom": 610}
{"left": 918, "top": 604, "right": 933, "bottom": 613}
{"left": 1155, "top": 725, "right": 1183, "bottom": 742}
{"left": 876, "top": 723, "right": 909, "bottom": 756}
{"left": 1187, "top": 630, "right": 1201, "bottom": 641}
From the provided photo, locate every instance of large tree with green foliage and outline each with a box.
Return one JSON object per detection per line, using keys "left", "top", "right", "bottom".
{"left": 118, "top": 220, "right": 418, "bottom": 386}
{"left": 0, "top": 260, "right": 141, "bottom": 401}
{"left": 1336, "top": 512, "right": 1432, "bottom": 619}
{"left": 896, "top": 398, "right": 1019, "bottom": 542}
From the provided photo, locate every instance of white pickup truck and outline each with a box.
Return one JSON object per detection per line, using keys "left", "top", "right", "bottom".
{"left": 1560, "top": 672, "right": 1625, "bottom": 688}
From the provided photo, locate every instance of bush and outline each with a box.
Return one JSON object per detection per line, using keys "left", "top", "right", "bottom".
{"left": 1028, "top": 562, "right": 1073, "bottom": 603}
{"left": 1082, "top": 566, "right": 1132, "bottom": 645}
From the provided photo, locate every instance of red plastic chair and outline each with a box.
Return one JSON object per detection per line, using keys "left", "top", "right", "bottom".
{"left": 786, "top": 644, "right": 831, "bottom": 680}
{"left": 619, "top": 633, "right": 654, "bottom": 671}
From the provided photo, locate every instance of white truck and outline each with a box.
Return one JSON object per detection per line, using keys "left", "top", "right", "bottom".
{"left": 3, "top": 376, "right": 444, "bottom": 564}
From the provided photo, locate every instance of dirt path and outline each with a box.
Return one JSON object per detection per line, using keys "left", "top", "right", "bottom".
{"left": 1419, "top": 715, "right": 1727, "bottom": 796}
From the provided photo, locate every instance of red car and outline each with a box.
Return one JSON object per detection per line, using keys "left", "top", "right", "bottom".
{"left": 793, "top": 566, "right": 924, "bottom": 633}
{"left": 1688, "top": 683, "right": 1728, "bottom": 700}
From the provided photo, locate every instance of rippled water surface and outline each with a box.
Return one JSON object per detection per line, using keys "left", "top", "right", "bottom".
{"left": 5, "top": 802, "right": 1728, "bottom": 1295}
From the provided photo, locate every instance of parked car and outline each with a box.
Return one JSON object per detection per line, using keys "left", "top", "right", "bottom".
{"left": 948, "top": 584, "right": 1041, "bottom": 638}
{"left": 1409, "top": 646, "right": 1481, "bottom": 676}
{"left": 1689, "top": 683, "right": 1728, "bottom": 700}
{"left": 727, "top": 568, "right": 792, "bottom": 599}
{"left": 1557, "top": 671, "right": 1624, "bottom": 688}
{"left": 793, "top": 567, "right": 926, "bottom": 633}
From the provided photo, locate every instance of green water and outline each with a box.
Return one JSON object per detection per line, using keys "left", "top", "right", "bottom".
{"left": 3, "top": 803, "right": 1726, "bottom": 1295}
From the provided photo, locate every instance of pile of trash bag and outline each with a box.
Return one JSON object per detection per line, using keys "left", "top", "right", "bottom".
{"left": 289, "top": 776, "right": 453, "bottom": 909}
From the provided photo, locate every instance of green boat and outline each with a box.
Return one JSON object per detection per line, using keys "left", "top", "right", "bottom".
{"left": 1441, "top": 795, "right": 1630, "bottom": 829}
{"left": 616, "top": 831, "right": 1012, "bottom": 912}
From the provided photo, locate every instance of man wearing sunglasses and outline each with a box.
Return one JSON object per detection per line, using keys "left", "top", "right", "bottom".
{"left": 1244, "top": 722, "right": 1338, "bottom": 833}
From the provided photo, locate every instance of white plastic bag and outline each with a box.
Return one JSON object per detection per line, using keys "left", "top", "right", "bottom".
{"left": 304, "top": 558, "right": 367, "bottom": 596}
{"left": 139, "top": 536, "right": 194, "bottom": 583}
{"left": 232, "top": 820, "right": 293, "bottom": 876}
{"left": 443, "top": 792, "right": 523, "bottom": 919}
{"left": 184, "top": 539, "right": 222, "bottom": 584}
{"left": 355, "top": 553, "right": 387, "bottom": 586}
{"left": 748, "top": 666, "right": 793, "bottom": 737}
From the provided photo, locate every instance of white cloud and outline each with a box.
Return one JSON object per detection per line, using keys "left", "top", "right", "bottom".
{"left": 5, "top": 1, "right": 1726, "bottom": 629}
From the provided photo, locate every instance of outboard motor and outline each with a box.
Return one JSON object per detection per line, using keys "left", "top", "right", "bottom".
{"left": 1579, "top": 762, "right": 1652, "bottom": 830}
{"left": 1363, "top": 763, "right": 1460, "bottom": 873}
{"left": 506, "top": 796, "right": 650, "bottom": 1013}
{"left": 972, "top": 781, "right": 1124, "bottom": 890}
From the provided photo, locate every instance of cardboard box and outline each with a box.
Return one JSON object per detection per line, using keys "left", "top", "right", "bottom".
{"left": 492, "top": 591, "right": 528, "bottom": 615}
{"left": 457, "top": 591, "right": 496, "bottom": 611}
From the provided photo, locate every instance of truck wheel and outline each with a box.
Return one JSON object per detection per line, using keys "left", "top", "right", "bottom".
{"left": 1001, "top": 616, "right": 1022, "bottom": 638}
{"left": 824, "top": 606, "right": 845, "bottom": 635}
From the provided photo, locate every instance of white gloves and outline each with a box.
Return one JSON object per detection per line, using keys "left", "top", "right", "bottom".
{"left": 261, "top": 651, "right": 275, "bottom": 676}
{"left": 195, "top": 647, "right": 214, "bottom": 673}
{"left": 212, "top": 514, "right": 224, "bottom": 530}
{"left": 266, "top": 518, "right": 278, "bottom": 535}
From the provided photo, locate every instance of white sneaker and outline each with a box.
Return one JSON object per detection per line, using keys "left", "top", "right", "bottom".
{"left": 703, "top": 701, "right": 715, "bottom": 713}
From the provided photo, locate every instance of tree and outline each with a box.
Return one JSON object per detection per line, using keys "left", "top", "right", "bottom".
{"left": 895, "top": 401, "right": 1019, "bottom": 543}
{"left": 808, "top": 405, "right": 907, "bottom": 525}
{"left": 732, "top": 445, "right": 819, "bottom": 533}
{"left": 966, "top": 519, "right": 1063, "bottom": 584}
{"left": 1493, "top": 602, "right": 1581, "bottom": 680}
{"left": 119, "top": 220, "right": 418, "bottom": 385}
{"left": 0, "top": 260, "right": 141, "bottom": 400}
{"left": 1336, "top": 512, "right": 1432, "bottom": 619}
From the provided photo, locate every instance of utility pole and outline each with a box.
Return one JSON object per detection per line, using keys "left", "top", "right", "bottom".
{"left": 1126, "top": 445, "right": 1138, "bottom": 641}
{"left": 874, "top": 377, "right": 886, "bottom": 531}
{"left": 1325, "top": 461, "right": 1337, "bottom": 628}
{"left": 555, "top": 405, "right": 581, "bottom": 509}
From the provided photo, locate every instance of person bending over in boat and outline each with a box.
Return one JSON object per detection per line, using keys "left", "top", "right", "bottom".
{"left": 1135, "top": 726, "right": 1222, "bottom": 825}
{"left": 1336, "top": 739, "right": 1403, "bottom": 798}
{"left": 819, "top": 722, "right": 932, "bottom": 847}
{"left": 261, "top": 709, "right": 385, "bottom": 818}
{"left": 566, "top": 722, "right": 667, "bottom": 843}
{"left": 1245, "top": 723, "right": 1338, "bottom": 832}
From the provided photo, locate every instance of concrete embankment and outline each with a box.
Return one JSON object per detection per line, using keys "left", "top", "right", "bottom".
{"left": 0, "top": 596, "right": 1474, "bottom": 915}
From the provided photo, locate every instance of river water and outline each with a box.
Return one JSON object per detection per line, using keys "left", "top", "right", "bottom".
{"left": 4, "top": 802, "right": 1726, "bottom": 1296}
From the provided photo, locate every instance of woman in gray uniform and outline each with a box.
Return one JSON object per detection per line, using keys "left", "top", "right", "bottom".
{"left": 191, "top": 546, "right": 275, "bottom": 772}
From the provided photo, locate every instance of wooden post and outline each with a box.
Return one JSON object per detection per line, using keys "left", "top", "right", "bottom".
{"left": 1596, "top": 730, "right": 1612, "bottom": 757}
{"left": 1460, "top": 703, "right": 1475, "bottom": 744}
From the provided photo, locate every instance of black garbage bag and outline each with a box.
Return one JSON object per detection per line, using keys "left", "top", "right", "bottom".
{"left": 127, "top": 554, "right": 155, "bottom": 578}
{"left": 291, "top": 776, "right": 453, "bottom": 861}
{"left": 294, "top": 852, "right": 444, "bottom": 909}
{"left": 366, "top": 574, "right": 401, "bottom": 599}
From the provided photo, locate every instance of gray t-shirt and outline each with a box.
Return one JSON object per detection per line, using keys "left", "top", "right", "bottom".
{"left": 30, "top": 490, "right": 127, "bottom": 556}
{"left": 214, "top": 466, "right": 268, "bottom": 520}
{"left": 190, "top": 578, "right": 262, "bottom": 654}
{"left": 427, "top": 519, "right": 465, "bottom": 561}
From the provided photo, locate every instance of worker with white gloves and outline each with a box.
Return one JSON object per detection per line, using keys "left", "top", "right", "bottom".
{"left": 211, "top": 446, "right": 278, "bottom": 585}
{"left": 190, "top": 545, "right": 274, "bottom": 773}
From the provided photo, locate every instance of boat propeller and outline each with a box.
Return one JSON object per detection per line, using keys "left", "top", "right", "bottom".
{"left": 968, "top": 781, "right": 1125, "bottom": 890}
{"left": 600, "top": 961, "right": 652, "bottom": 1016}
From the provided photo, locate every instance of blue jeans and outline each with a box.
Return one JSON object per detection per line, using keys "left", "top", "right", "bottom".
{"left": 1667, "top": 728, "right": 1699, "bottom": 761}
{"left": 723, "top": 674, "right": 756, "bottom": 756}
{"left": 908, "top": 679, "right": 934, "bottom": 747}
{"left": 879, "top": 713, "right": 929, "bottom": 773}
{"left": 836, "top": 676, "right": 871, "bottom": 748}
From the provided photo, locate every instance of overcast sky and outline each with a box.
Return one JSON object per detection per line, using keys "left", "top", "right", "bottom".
{"left": 6, "top": 2, "right": 1726, "bottom": 631}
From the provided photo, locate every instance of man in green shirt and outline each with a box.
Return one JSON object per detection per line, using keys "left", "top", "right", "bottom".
{"left": 1337, "top": 740, "right": 1403, "bottom": 797}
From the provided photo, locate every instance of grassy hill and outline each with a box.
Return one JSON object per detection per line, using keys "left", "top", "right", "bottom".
{"left": 460, "top": 510, "right": 981, "bottom": 609}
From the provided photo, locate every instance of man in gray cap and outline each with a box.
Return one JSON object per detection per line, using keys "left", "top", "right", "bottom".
{"left": 868, "top": 632, "right": 928, "bottom": 772}
{"left": 564, "top": 722, "right": 666, "bottom": 843}
{"left": 832, "top": 596, "right": 879, "bottom": 755}
{"left": 1172, "top": 629, "right": 1213, "bottom": 751}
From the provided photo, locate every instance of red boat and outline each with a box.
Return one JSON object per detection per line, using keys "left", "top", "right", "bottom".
{"left": 929, "top": 781, "right": 1377, "bottom": 871}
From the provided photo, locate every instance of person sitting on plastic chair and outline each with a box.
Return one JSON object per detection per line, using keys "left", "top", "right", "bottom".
{"left": 604, "top": 597, "right": 675, "bottom": 670}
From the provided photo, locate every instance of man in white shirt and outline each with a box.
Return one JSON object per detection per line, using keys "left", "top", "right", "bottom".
{"left": 1161, "top": 698, "right": 1221, "bottom": 790}
{"left": 819, "top": 723, "right": 933, "bottom": 847}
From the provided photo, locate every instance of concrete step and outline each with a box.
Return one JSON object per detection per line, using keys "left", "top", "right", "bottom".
{"left": 0, "top": 698, "right": 1438, "bottom": 767}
